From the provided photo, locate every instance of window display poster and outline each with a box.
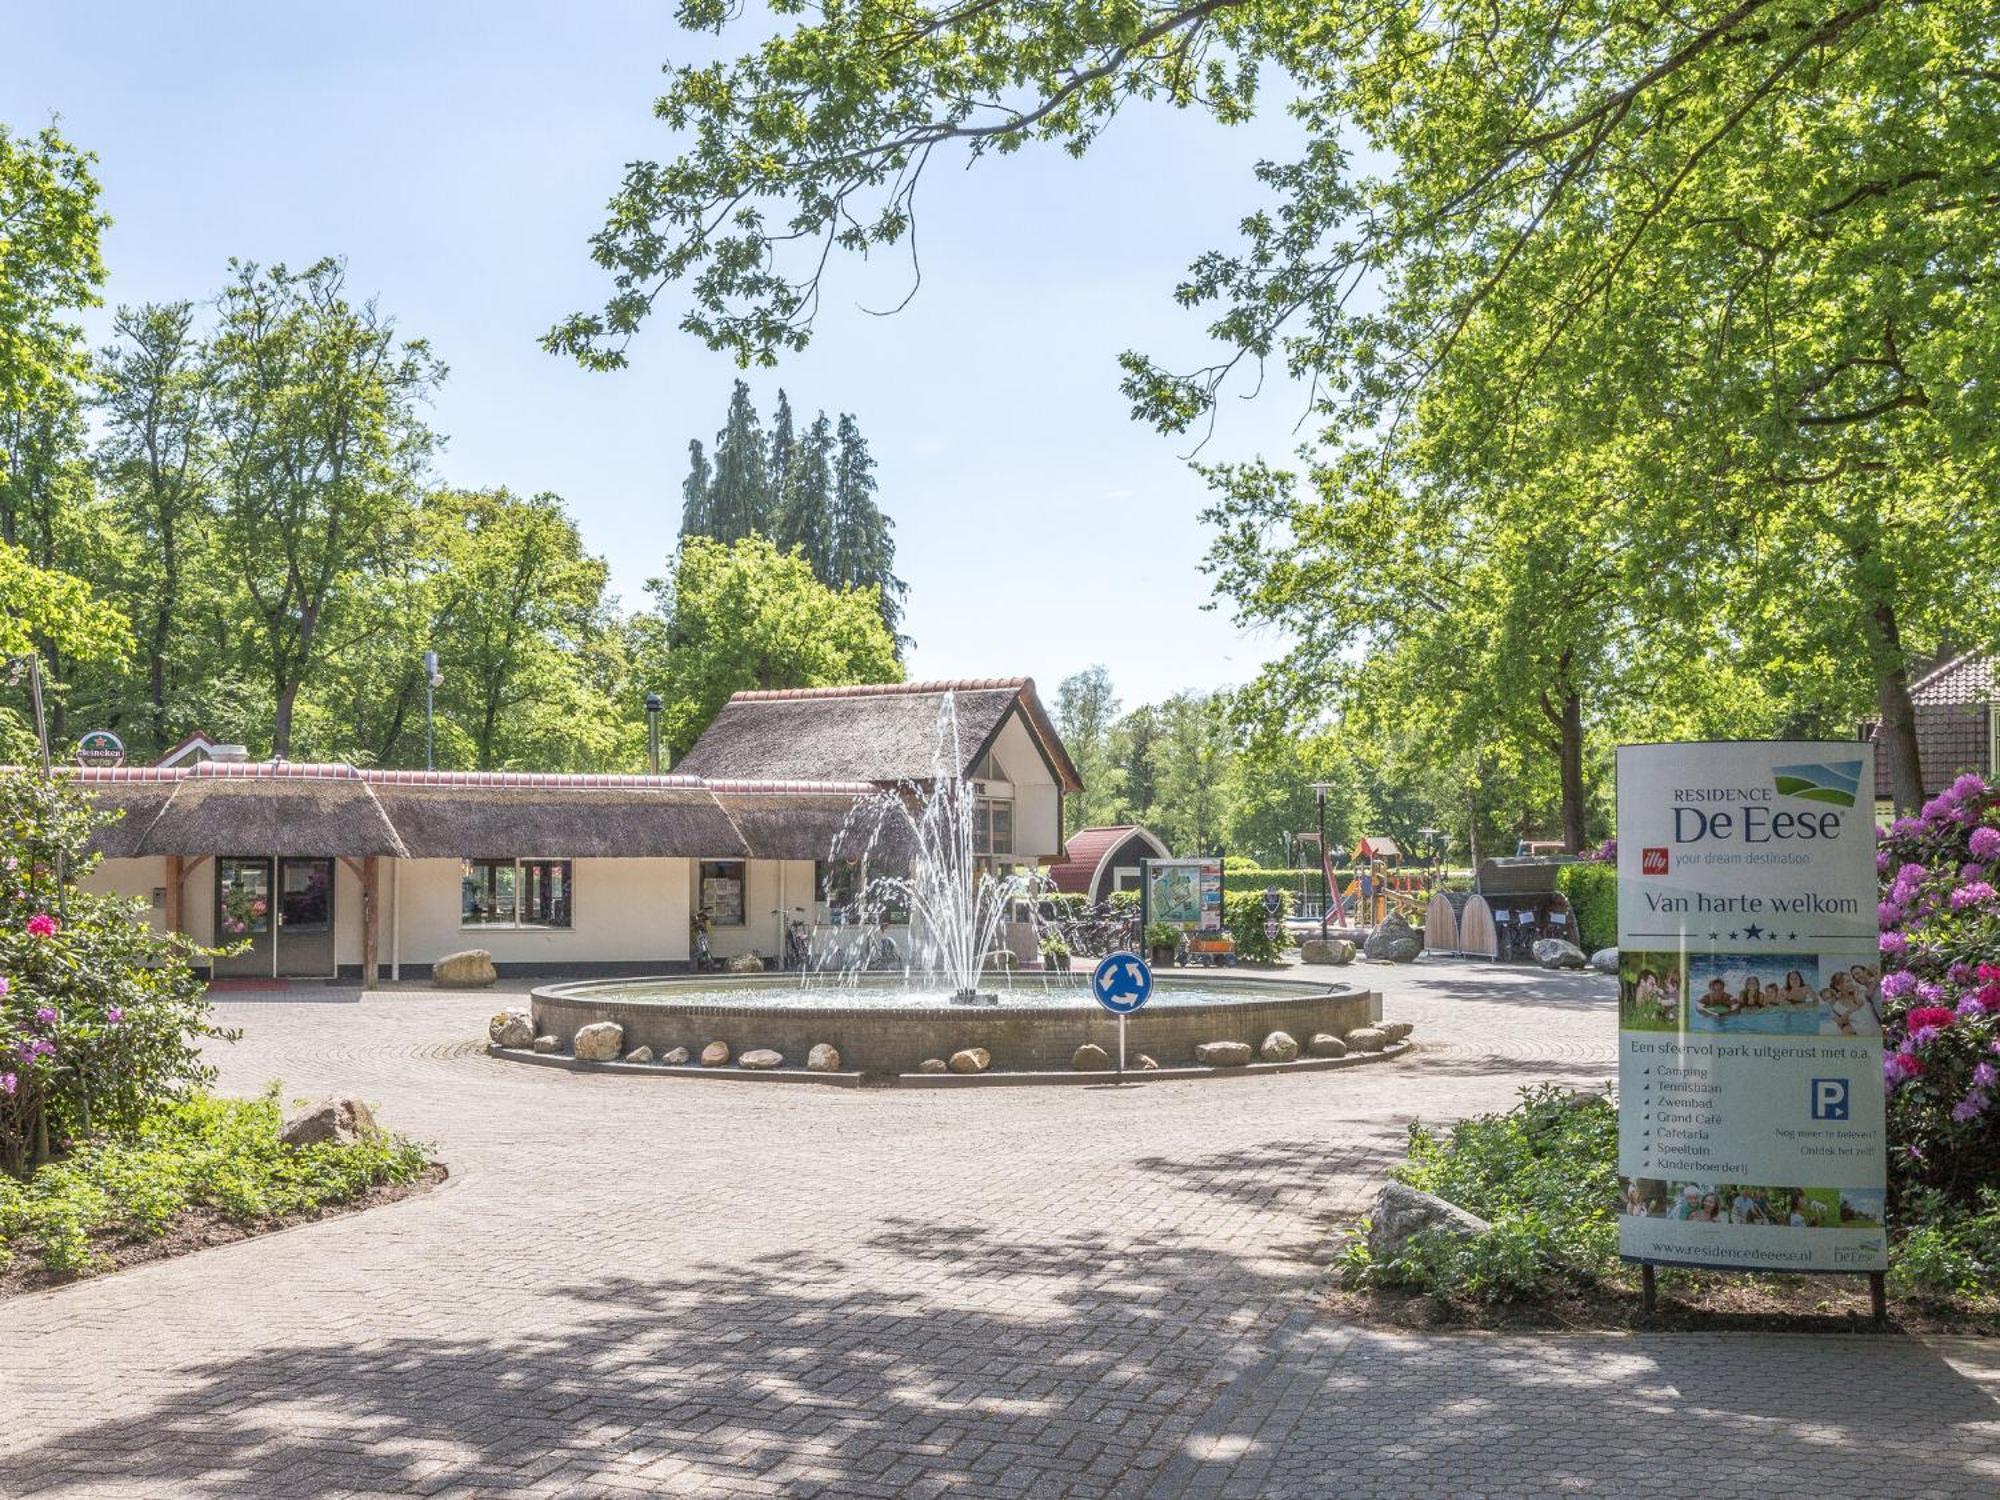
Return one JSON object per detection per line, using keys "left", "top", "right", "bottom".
{"left": 1615, "top": 742, "right": 1886, "bottom": 1273}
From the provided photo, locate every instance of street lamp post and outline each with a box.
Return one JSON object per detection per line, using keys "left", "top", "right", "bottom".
{"left": 645, "top": 692, "right": 663, "bottom": 774}
{"left": 1308, "top": 781, "right": 1336, "bottom": 938}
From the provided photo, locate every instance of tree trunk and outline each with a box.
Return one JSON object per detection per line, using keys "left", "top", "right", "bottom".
{"left": 1873, "top": 621, "right": 1925, "bottom": 812}
{"left": 1558, "top": 689, "right": 1587, "bottom": 854}
{"left": 273, "top": 674, "right": 299, "bottom": 757}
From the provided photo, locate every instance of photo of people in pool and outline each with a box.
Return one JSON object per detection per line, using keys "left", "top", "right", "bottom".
{"left": 1617, "top": 1179, "right": 1879, "bottom": 1228}
{"left": 1685, "top": 954, "right": 1881, "bottom": 1036}
{"left": 1618, "top": 950, "right": 1688, "bottom": 1033}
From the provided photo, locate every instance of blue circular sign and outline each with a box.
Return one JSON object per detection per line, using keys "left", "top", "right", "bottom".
{"left": 1091, "top": 950, "right": 1153, "bottom": 1015}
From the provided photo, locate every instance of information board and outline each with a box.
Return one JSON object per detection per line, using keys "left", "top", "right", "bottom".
{"left": 1145, "top": 858, "right": 1223, "bottom": 933}
{"left": 1615, "top": 742, "right": 1887, "bottom": 1273}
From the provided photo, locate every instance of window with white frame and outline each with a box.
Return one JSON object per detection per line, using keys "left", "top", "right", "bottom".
{"left": 461, "top": 858, "right": 572, "bottom": 928}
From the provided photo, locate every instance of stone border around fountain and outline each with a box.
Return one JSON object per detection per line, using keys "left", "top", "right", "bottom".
{"left": 482, "top": 1036, "right": 1414, "bottom": 1085}
{"left": 506, "top": 971, "right": 1392, "bottom": 1084}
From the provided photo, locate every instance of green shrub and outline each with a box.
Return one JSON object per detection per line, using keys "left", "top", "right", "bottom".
{"left": 1555, "top": 862, "right": 1617, "bottom": 952}
{"left": 1889, "top": 1188, "right": 2000, "bottom": 1299}
{"left": 0, "top": 1086, "right": 431, "bottom": 1276}
{"left": 1224, "top": 889, "right": 1290, "bottom": 963}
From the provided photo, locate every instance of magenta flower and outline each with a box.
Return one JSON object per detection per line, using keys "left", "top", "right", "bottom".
{"left": 1959, "top": 996, "right": 1990, "bottom": 1021}
{"left": 0, "top": 1071, "right": 13, "bottom": 1096}
{"left": 0, "top": 976, "right": 8, "bottom": 997}
{"left": 1885, "top": 1052, "right": 1924, "bottom": 1085}
{"left": 33, "top": 1006, "right": 55, "bottom": 1026}
{"left": 1879, "top": 900, "right": 1905, "bottom": 929}
{"left": 1879, "top": 931, "right": 1908, "bottom": 957}
{"left": 1974, "top": 1062, "right": 1999, "bottom": 1090}
{"left": 1970, "top": 826, "right": 2000, "bottom": 862}
{"left": 24, "top": 913, "right": 56, "bottom": 938}
{"left": 105, "top": 1005, "right": 124, "bottom": 1024}
{"left": 1951, "top": 1091, "right": 1991, "bottom": 1124}
{"left": 1880, "top": 971, "right": 1918, "bottom": 1001}
{"left": 1949, "top": 881, "right": 1996, "bottom": 912}
{"left": 1950, "top": 772, "right": 1988, "bottom": 801}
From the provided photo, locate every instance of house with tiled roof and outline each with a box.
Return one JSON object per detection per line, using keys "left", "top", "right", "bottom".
{"left": 58, "top": 677, "right": 1079, "bottom": 984}
{"left": 1865, "top": 652, "right": 1996, "bottom": 802}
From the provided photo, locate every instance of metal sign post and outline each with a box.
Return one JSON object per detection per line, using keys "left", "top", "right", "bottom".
{"left": 1090, "top": 950, "right": 1153, "bottom": 1085}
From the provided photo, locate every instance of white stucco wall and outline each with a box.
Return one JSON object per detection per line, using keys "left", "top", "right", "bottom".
{"left": 391, "top": 856, "right": 697, "bottom": 968}
{"left": 78, "top": 856, "right": 169, "bottom": 933}
{"left": 985, "top": 711, "right": 1062, "bottom": 859}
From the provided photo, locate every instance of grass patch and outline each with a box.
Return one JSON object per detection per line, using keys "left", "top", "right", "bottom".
{"left": 0, "top": 1085, "right": 435, "bottom": 1286}
{"left": 1334, "top": 1084, "right": 2000, "bottom": 1332}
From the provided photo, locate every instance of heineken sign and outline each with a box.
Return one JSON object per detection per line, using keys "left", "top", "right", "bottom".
{"left": 76, "top": 729, "right": 126, "bottom": 768}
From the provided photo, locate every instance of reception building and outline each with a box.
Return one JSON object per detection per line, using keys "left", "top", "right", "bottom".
{"left": 65, "top": 678, "right": 1079, "bottom": 982}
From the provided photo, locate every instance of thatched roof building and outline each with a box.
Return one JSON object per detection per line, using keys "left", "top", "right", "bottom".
{"left": 674, "top": 678, "right": 1081, "bottom": 791}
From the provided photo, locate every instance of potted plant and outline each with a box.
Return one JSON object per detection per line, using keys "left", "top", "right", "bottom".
{"left": 1145, "top": 922, "right": 1182, "bottom": 968}
{"left": 1039, "top": 933, "right": 1072, "bottom": 970}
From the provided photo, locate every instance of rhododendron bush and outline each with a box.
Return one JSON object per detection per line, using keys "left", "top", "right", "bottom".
{"left": 0, "top": 772, "right": 229, "bottom": 1175}
{"left": 1877, "top": 773, "right": 2000, "bottom": 1211}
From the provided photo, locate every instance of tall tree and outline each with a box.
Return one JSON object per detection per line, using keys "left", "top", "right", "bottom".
{"left": 678, "top": 438, "right": 712, "bottom": 538}
{"left": 829, "top": 413, "right": 907, "bottom": 643}
{"left": 1053, "top": 665, "right": 1123, "bottom": 835}
{"left": 1145, "top": 692, "right": 1234, "bottom": 856}
{"left": 95, "top": 302, "right": 214, "bottom": 754}
{"left": 772, "top": 410, "right": 836, "bottom": 576}
{"left": 767, "top": 388, "right": 797, "bottom": 517}
{"left": 707, "top": 378, "right": 769, "bottom": 542}
{"left": 207, "top": 258, "right": 441, "bottom": 756}
{"left": 634, "top": 533, "right": 902, "bottom": 757}
{"left": 0, "top": 123, "right": 105, "bottom": 473}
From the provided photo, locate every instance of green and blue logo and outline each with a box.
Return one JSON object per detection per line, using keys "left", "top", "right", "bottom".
{"left": 1771, "top": 759, "right": 1861, "bottom": 808}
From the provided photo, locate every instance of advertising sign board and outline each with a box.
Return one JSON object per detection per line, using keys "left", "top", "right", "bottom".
{"left": 1144, "top": 858, "right": 1223, "bottom": 933}
{"left": 1615, "top": 742, "right": 1887, "bottom": 1273}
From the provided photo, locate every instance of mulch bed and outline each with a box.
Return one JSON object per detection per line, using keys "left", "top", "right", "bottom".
{"left": 0, "top": 1163, "right": 447, "bottom": 1299}
{"left": 1323, "top": 1275, "right": 2000, "bottom": 1336}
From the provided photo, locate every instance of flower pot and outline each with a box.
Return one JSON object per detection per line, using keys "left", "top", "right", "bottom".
{"left": 1150, "top": 944, "right": 1178, "bottom": 968}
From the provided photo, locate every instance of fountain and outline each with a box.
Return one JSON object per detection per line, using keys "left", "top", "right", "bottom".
{"left": 522, "top": 693, "right": 1389, "bottom": 1079}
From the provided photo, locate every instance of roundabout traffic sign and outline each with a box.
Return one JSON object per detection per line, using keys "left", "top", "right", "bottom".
{"left": 1091, "top": 950, "right": 1152, "bottom": 1016}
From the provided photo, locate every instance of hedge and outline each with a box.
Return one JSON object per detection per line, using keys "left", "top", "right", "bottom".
{"left": 1555, "top": 862, "right": 1617, "bottom": 952}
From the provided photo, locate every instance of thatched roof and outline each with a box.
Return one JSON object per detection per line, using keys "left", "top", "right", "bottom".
{"left": 372, "top": 776, "right": 748, "bottom": 859}
{"left": 674, "top": 678, "right": 1081, "bottom": 790}
{"left": 711, "top": 786, "right": 913, "bottom": 864}
{"left": 140, "top": 766, "right": 409, "bottom": 857}
{"left": 80, "top": 778, "right": 180, "bottom": 859}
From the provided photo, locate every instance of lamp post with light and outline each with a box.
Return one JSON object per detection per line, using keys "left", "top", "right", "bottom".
{"left": 422, "top": 650, "right": 442, "bottom": 770}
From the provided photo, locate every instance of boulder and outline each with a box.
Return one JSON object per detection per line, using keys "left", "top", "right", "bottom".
{"left": 1260, "top": 1030, "right": 1300, "bottom": 1064}
{"left": 948, "top": 1047, "right": 991, "bottom": 1075}
{"left": 1362, "top": 915, "right": 1423, "bottom": 963}
{"left": 1344, "top": 1026, "right": 1389, "bottom": 1053}
{"left": 1071, "top": 1043, "right": 1111, "bottom": 1072}
{"left": 1340, "top": 940, "right": 1358, "bottom": 964}
{"left": 1367, "top": 1180, "right": 1491, "bottom": 1263}
{"left": 280, "top": 1096, "right": 379, "bottom": 1148}
{"left": 920, "top": 1057, "right": 949, "bottom": 1074}
{"left": 726, "top": 953, "right": 765, "bottom": 974}
{"left": 1533, "top": 938, "right": 1588, "bottom": 970}
{"left": 532, "top": 1034, "right": 560, "bottom": 1054}
{"left": 1136, "top": 1054, "right": 1160, "bottom": 1070}
{"left": 806, "top": 1043, "right": 842, "bottom": 1073}
{"left": 435, "top": 949, "right": 498, "bottom": 989}
{"left": 1307, "top": 1032, "right": 1348, "bottom": 1058}
{"left": 699, "top": 1040, "right": 731, "bottom": 1067}
{"left": 1195, "top": 1040, "right": 1252, "bottom": 1067}
{"left": 573, "top": 1022, "right": 624, "bottom": 1062}
{"left": 487, "top": 1008, "right": 534, "bottom": 1048}
{"left": 1299, "top": 938, "right": 1347, "bottom": 966}
{"left": 660, "top": 1045, "right": 691, "bottom": 1066}
{"left": 622, "top": 1045, "right": 654, "bottom": 1065}
{"left": 1590, "top": 946, "right": 1621, "bottom": 975}
{"left": 1377, "top": 1021, "right": 1414, "bottom": 1044}
{"left": 739, "top": 1048, "right": 784, "bottom": 1070}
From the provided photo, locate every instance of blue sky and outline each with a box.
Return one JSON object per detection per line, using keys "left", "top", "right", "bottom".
{"left": 8, "top": 2, "right": 1314, "bottom": 707}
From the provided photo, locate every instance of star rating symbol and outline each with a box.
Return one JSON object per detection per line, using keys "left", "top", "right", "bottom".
{"left": 1787, "top": 931, "right": 1798, "bottom": 942}
{"left": 1743, "top": 923, "right": 1765, "bottom": 941}
{"left": 1728, "top": 930, "right": 1739, "bottom": 941}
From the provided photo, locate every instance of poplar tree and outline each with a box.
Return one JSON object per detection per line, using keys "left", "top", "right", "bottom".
{"left": 706, "top": 378, "right": 768, "bottom": 541}
{"left": 830, "top": 413, "right": 906, "bottom": 642}
{"left": 773, "top": 410, "right": 836, "bottom": 577}
{"left": 678, "top": 438, "right": 712, "bottom": 537}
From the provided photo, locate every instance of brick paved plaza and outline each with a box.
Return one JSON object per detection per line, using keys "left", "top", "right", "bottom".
{"left": 2, "top": 959, "right": 1996, "bottom": 1498}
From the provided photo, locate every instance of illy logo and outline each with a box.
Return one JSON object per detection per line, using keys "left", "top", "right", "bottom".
{"left": 1641, "top": 847, "right": 1670, "bottom": 875}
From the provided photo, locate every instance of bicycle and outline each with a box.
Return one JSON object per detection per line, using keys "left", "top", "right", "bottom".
{"left": 772, "top": 905, "right": 813, "bottom": 970}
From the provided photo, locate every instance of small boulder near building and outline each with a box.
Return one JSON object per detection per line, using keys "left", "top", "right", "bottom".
{"left": 1367, "top": 1181, "right": 1490, "bottom": 1263}
{"left": 435, "top": 950, "right": 498, "bottom": 989}
{"left": 487, "top": 1008, "right": 533, "bottom": 1048}
{"left": 1362, "top": 914, "right": 1423, "bottom": 963}
{"left": 573, "top": 1022, "right": 624, "bottom": 1062}
{"left": 1533, "top": 938, "right": 1588, "bottom": 970}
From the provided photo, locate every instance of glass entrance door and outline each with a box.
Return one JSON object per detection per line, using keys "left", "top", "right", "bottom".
{"left": 213, "top": 857, "right": 275, "bottom": 977}
{"left": 276, "top": 858, "right": 336, "bottom": 976}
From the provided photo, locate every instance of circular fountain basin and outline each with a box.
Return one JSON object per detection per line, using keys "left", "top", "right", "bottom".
{"left": 528, "top": 972, "right": 1382, "bottom": 1078}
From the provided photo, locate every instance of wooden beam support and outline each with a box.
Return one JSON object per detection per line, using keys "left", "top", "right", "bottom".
{"left": 360, "top": 855, "right": 380, "bottom": 989}
{"left": 164, "top": 854, "right": 183, "bottom": 936}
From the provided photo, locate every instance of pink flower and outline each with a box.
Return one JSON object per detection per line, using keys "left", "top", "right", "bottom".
{"left": 1959, "top": 996, "right": 1990, "bottom": 1021}
{"left": 1881, "top": 971, "right": 1918, "bottom": 1001}
{"left": 1970, "top": 826, "right": 2000, "bottom": 862}
{"left": 33, "top": 1006, "right": 55, "bottom": 1026}
{"left": 1950, "top": 772, "right": 1988, "bottom": 801}
{"left": 105, "top": 1005, "right": 124, "bottom": 1024}
{"left": 1879, "top": 931, "right": 1908, "bottom": 957}
{"left": 0, "top": 1071, "right": 13, "bottom": 1095}
{"left": 1908, "top": 1006, "right": 1956, "bottom": 1032}
{"left": 1885, "top": 1051, "right": 1924, "bottom": 1084}
{"left": 24, "top": 913, "right": 56, "bottom": 938}
{"left": 1878, "top": 900, "right": 1905, "bottom": 929}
